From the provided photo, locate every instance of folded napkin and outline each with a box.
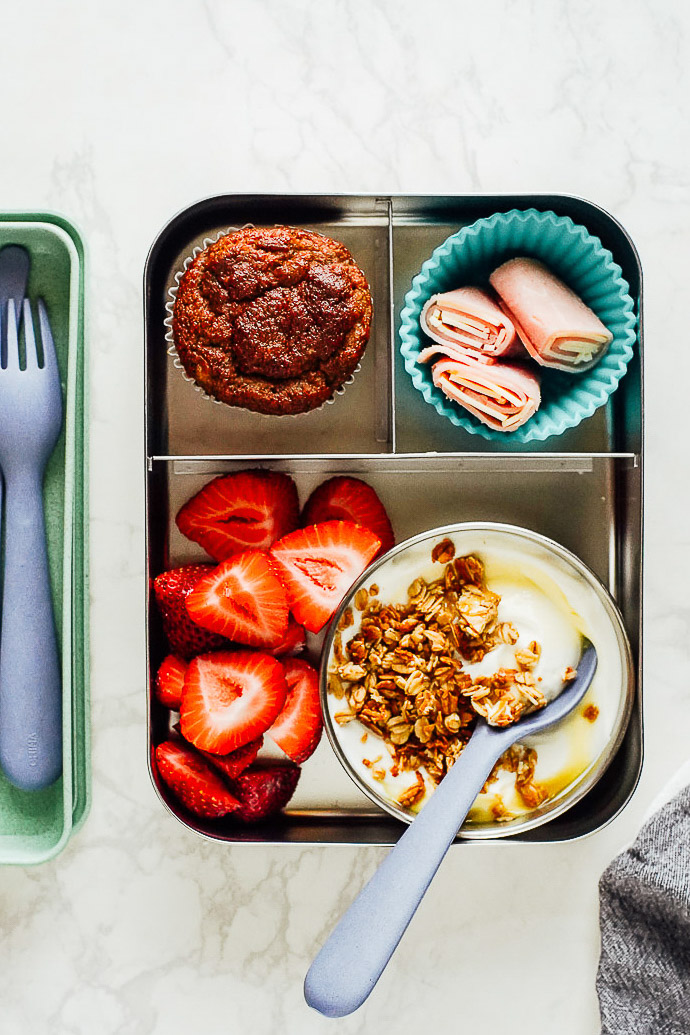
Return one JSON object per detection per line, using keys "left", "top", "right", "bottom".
{"left": 597, "top": 778, "right": 690, "bottom": 1034}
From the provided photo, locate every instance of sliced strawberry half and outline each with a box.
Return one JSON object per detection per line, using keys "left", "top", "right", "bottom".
{"left": 267, "top": 658, "right": 323, "bottom": 763}
{"left": 180, "top": 651, "right": 287, "bottom": 754}
{"left": 176, "top": 470, "right": 299, "bottom": 561}
{"left": 302, "top": 476, "right": 395, "bottom": 558}
{"left": 155, "top": 655, "right": 187, "bottom": 709}
{"left": 155, "top": 740, "right": 240, "bottom": 818}
{"left": 200, "top": 736, "right": 264, "bottom": 781}
{"left": 171, "top": 721, "right": 264, "bottom": 780}
{"left": 231, "top": 761, "right": 301, "bottom": 822}
{"left": 153, "top": 565, "right": 231, "bottom": 659}
{"left": 267, "top": 617, "right": 307, "bottom": 657}
{"left": 269, "top": 521, "right": 381, "bottom": 633}
{"left": 186, "top": 551, "right": 289, "bottom": 649}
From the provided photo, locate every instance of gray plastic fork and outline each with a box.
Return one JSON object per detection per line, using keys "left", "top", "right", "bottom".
{"left": 0, "top": 245, "right": 30, "bottom": 641}
{"left": 305, "top": 640, "right": 598, "bottom": 1017}
{"left": 0, "top": 298, "right": 63, "bottom": 790}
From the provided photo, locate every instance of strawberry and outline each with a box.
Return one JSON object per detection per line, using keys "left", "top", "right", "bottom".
{"left": 176, "top": 470, "right": 299, "bottom": 561}
{"left": 302, "top": 476, "right": 395, "bottom": 558}
{"left": 267, "top": 617, "right": 307, "bottom": 657}
{"left": 200, "top": 736, "right": 264, "bottom": 781}
{"left": 180, "top": 651, "right": 287, "bottom": 754}
{"left": 185, "top": 551, "right": 289, "bottom": 649}
{"left": 269, "top": 521, "right": 381, "bottom": 633}
{"left": 231, "top": 761, "right": 301, "bottom": 822}
{"left": 155, "top": 655, "right": 187, "bottom": 709}
{"left": 267, "top": 658, "right": 323, "bottom": 763}
{"left": 155, "top": 740, "right": 240, "bottom": 818}
{"left": 153, "top": 565, "right": 231, "bottom": 659}
{"left": 171, "top": 721, "right": 264, "bottom": 780}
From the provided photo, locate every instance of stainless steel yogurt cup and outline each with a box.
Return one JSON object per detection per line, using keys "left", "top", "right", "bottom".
{"left": 320, "top": 522, "right": 635, "bottom": 840}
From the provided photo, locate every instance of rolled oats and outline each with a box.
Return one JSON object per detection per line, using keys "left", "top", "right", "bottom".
{"left": 397, "top": 773, "right": 425, "bottom": 808}
{"left": 431, "top": 537, "right": 456, "bottom": 564}
{"left": 515, "top": 640, "right": 541, "bottom": 670}
{"left": 499, "top": 744, "right": 548, "bottom": 809}
{"left": 444, "top": 713, "right": 462, "bottom": 733}
{"left": 338, "top": 607, "right": 354, "bottom": 631}
{"left": 334, "top": 550, "right": 552, "bottom": 810}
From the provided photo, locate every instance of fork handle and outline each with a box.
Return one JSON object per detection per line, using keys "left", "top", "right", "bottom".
{"left": 0, "top": 466, "right": 62, "bottom": 790}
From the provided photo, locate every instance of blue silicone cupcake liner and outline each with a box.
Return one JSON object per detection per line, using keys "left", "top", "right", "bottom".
{"left": 400, "top": 209, "right": 637, "bottom": 443}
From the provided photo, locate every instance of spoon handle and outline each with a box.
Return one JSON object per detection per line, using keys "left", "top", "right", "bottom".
{"left": 304, "top": 723, "right": 506, "bottom": 1018}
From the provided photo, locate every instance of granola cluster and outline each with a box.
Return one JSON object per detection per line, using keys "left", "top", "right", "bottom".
{"left": 329, "top": 542, "right": 552, "bottom": 812}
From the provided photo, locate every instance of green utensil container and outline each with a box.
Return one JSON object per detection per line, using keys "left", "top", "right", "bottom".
{"left": 0, "top": 213, "right": 89, "bottom": 864}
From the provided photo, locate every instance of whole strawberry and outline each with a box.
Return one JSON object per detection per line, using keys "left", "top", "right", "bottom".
{"left": 153, "top": 565, "right": 231, "bottom": 659}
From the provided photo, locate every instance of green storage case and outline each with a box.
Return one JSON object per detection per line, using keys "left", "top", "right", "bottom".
{"left": 0, "top": 213, "right": 89, "bottom": 864}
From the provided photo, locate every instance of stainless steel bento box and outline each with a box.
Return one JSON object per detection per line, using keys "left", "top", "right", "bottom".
{"left": 144, "top": 193, "right": 642, "bottom": 846}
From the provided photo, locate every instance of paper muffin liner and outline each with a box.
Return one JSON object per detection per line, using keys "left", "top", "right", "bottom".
{"left": 399, "top": 209, "right": 637, "bottom": 443}
{"left": 164, "top": 226, "right": 364, "bottom": 419}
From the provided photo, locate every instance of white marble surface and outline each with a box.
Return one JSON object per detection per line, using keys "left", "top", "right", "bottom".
{"left": 0, "top": 1, "right": 688, "bottom": 1031}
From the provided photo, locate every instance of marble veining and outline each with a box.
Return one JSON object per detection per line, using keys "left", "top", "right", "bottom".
{"left": 0, "top": 0, "right": 688, "bottom": 1031}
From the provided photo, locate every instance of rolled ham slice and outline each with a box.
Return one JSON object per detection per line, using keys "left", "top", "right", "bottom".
{"left": 489, "top": 258, "right": 613, "bottom": 373}
{"left": 420, "top": 287, "right": 518, "bottom": 364}
{"left": 430, "top": 356, "right": 541, "bottom": 432}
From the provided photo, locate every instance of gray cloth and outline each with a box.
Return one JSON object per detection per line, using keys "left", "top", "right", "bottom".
{"left": 597, "top": 785, "right": 690, "bottom": 1034}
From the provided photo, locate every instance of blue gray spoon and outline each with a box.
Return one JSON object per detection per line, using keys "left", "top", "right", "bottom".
{"left": 305, "top": 640, "right": 597, "bottom": 1017}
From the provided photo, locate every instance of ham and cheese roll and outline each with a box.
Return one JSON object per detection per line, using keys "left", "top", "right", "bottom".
{"left": 430, "top": 356, "right": 541, "bottom": 432}
{"left": 489, "top": 258, "right": 613, "bottom": 373}
{"left": 420, "top": 287, "right": 518, "bottom": 365}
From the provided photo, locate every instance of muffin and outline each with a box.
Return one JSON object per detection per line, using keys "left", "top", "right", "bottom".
{"left": 172, "top": 226, "right": 373, "bottom": 415}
